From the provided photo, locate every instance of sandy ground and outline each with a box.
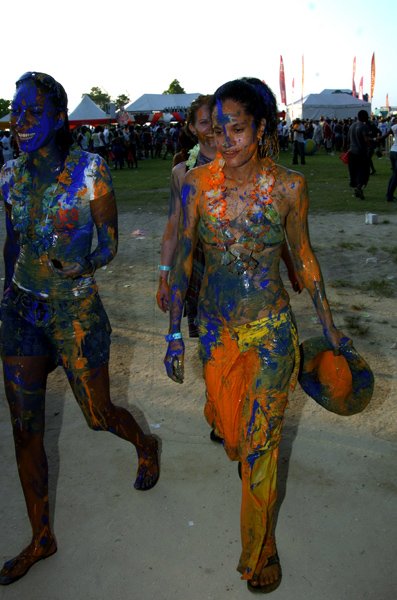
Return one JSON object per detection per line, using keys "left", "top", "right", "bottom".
{"left": 0, "top": 205, "right": 397, "bottom": 600}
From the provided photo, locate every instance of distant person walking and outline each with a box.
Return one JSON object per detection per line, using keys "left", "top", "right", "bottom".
{"left": 347, "top": 110, "right": 371, "bottom": 200}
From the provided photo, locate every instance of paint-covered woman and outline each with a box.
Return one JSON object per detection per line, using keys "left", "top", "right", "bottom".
{"left": 0, "top": 72, "right": 159, "bottom": 585}
{"left": 164, "top": 78, "right": 344, "bottom": 593}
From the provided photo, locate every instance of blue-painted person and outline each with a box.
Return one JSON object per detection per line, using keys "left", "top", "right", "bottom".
{"left": 0, "top": 72, "right": 160, "bottom": 585}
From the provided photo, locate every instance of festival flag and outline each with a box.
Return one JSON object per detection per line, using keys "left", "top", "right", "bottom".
{"left": 386, "top": 94, "right": 390, "bottom": 111}
{"left": 352, "top": 57, "right": 357, "bottom": 98}
{"left": 358, "top": 77, "right": 363, "bottom": 100}
{"left": 279, "top": 55, "right": 287, "bottom": 104}
{"left": 370, "top": 52, "right": 376, "bottom": 101}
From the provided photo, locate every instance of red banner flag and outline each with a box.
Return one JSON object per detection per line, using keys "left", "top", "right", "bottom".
{"left": 386, "top": 93, "right": 389, "bottom": 111}
{"left": 279, "top": 55, "right": 287, "bottom": 104}
{"left": 352, "top": 57, "right": 357, "bottom": 97}
{"left": 370, "top": 52, "right": 376, "bottom": 100}
{"left": 358, "top": 77, "right": 363, "bottom": 100}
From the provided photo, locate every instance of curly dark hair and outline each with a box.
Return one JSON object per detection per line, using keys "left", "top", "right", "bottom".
{"left": 210, "top": 77, "right": 279, "bottom": 158}
{"left": 15, "top": 71, "right": 74, "bottom": 155}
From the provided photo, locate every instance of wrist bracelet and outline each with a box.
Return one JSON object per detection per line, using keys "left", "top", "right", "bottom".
{"left": 158, "top": 264, "right": 172, "bottom": 271}
{"left": 165, "top": 332, "right": 183, "bottom": 342}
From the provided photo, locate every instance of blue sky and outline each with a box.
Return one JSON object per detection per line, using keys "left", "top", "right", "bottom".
{"left": 2, "top": 0, "right": 395, "bottom": 112}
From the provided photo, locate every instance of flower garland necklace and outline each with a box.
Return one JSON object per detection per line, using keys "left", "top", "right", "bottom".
{"left": 185, "top": 144, "right": 200, "bottom": 170}
{"left": 205, "top": 155, "right": 277, "bottom": 273}
{"left": 206, "top": 155, "right": 275, "bottom": 227}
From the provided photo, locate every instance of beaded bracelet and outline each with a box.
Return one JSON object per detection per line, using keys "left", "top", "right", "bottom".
{"left": 158, "top": 265, "right": 172, "bottom": 271}
{"left": 165, "top": 332, "right": 183, "bottom": 342}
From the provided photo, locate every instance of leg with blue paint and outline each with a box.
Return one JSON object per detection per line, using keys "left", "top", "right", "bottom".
{"left": 0, "top": 356, "right": 57, "bottom": 585}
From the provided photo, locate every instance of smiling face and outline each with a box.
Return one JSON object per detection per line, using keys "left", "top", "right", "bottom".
{"left": 11, "top": 78, "right": 63, "bottom": 153}
{"left": 188, "top": 104, "right": 215, "bottom": 150}
{"left": 212, "top": 99, "right": 264, "bottom": 168}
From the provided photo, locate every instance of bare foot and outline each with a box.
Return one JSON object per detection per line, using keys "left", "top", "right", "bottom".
{"left": 134, "top": 436, "right": 160, "bottom": 491}
{"left": 0, "top": 535, "right": 57, "bottom": 585}
{"left": 247, "top": 555, "right": 282, "bottom": 594}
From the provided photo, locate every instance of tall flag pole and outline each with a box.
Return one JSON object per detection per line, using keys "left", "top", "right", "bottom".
{"left": 352, "top": 57, "right": 357, "bottom": 98}
{"left": 301, "top": 55, "right": 304, "bottom": 104}
{"left": 370, "top": 52, "right": 376, "bottom": 101}
{"left": 358, "top": 77, "right": 363, "bottom": 100}
{"left": 292, "top": 77, "right": 295, "bottom": 119}
{"left": 279, "top": 55, "right": 287, "bottom": 105}
{"left": 386, "top": 93, "right": 389, "bottom": 112}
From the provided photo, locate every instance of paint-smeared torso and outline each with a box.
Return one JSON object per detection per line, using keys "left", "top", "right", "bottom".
{"left": 196, "top": 157, "right": 290, "bottom": 326}
{"left": 0, "top": 148, "right": 112, "bottom": 299}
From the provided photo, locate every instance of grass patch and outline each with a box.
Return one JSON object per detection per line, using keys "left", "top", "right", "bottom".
{"left": 386, "top": 246, "right": 397, "bottom": 264}
{"left": 338, "top": 241, "right": 363, "bottom": 250}
{"left": 330, "top": 280, "right": 350, "bottom": 288}
{"left": 110, "top": 150, "right": 397, "bottom": 214}
{"left": 343, "top": 315, "right": 369, "bottom": 336}
{"left": 366, "top": 245, "right": 378, "bottom": 254}
{"left": 359, "top": 279, "right": 394, "bottom": 298}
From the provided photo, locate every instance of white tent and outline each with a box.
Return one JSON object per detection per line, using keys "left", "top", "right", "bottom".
{"left": 125, "top": 93, "right": 201, "bottom": 115}
{"left": 286, "top": 90, "right": 371, "bottom": 121}
{"left": 68, "top": 94, "right": 112, "bottom": 127}
{"left": 0, "top": 113, "right": 10, "bottom": 130}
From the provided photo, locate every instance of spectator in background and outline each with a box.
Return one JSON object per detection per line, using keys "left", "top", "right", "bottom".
{"left": 1, "top": 131, "right": 14, "bottom": 163}
{"left": 347, "top": 110, "right": 371, "bottom": 200}
{"left": 384, "top": 116, "right": 397, "bottom": 202}
{"left": 292, "top": 118, "right": 305, "bottom": 165}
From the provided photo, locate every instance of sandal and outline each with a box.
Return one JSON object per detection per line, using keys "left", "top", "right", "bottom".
{"left": 247, "top": 554, "right": 282, "bottom": 594}
{"left": 210, "top": 429, "right": 223, "bottom": 444}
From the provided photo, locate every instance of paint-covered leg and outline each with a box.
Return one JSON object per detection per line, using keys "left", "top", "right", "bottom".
{"left": 66, "top": 364, "right": 160, "bottom": 490}
{"left": 134, "top": 435, "right": 160, "bottom": 491}
{"left": 1, "top": 357, "right": 56, "bottom": 585}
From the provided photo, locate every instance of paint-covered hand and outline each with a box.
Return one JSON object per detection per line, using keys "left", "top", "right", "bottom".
{"left": 287, "top": 267, "right": 303, "bottom": 293}
{"left": 324, "top": 325, "right": 351, "bottom": 355}
{"left": 156, "top": 279, "right": 170, "bottom": 312}
{"left": 164, "top": 339, "right": 185, "bottom": 383}
{"left": 50, "top": 257, "right": 94, "bottom": 279}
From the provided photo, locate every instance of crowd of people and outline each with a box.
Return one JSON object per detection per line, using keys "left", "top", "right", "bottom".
{"left": 278, "top": 114, "right": 394, "bottom": 156}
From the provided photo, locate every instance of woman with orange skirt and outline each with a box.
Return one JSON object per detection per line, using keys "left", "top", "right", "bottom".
{"left": 164, "top": 78, "right": 344, "bottom": 593}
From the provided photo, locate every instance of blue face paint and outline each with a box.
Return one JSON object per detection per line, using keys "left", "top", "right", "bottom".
{"left": 11, "top": 79, "right": 61, "bottom": 153}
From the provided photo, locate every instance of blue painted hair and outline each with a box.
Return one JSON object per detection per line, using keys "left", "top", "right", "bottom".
{"left": 211, "top": 77, "right": 279, "bottom": 157}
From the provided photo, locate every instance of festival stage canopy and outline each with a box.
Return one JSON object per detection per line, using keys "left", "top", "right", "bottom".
{"left": 0, "top": 113, "right": 10, "bottom": 130}
{"left": 286, "top": 89, "right": 371, "bottom": 121}
{"left": 68, "top": 94, "right": 113, "bottom": 128}
{"left": 125, "top": 93, "right": 201, "bottom": 123}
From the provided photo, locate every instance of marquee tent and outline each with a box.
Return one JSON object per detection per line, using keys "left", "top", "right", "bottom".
{"left": 286, "top": 89, "right": 371, "bottom": 121}
{"left": 125, "top": 93, "right": 201, "bottom": 123}
{"left": 68, "top": 94, "right": 113, "bottom": 128}
{"left": 0, "top": 113, "right": 10, "bottom": 130}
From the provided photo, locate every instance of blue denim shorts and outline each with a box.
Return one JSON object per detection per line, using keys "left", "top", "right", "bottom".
{"left": 0, "top": 286, "right": 111, "bottom": 371}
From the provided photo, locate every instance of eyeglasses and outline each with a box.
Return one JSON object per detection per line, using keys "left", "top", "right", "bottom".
{"left": 16, "top": 72, "right": 68, "bottom": 111}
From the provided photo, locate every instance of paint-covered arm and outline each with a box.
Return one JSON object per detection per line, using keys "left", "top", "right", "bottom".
{"left": 3, "top": 202, "right": 20, "bottom": 292}
{"left": 281, "top": 241, "right": 302, "bottom": 293}
{"left": 54, "top": 192, "right": 118, "bottom": 278}
{"left": 156, "top": 163, "right": 185, "bottom": 312}
{"left": 164, "top": 172, "right": 200, "bottom": 383}
{"left": 285, "top": 175, "right": 344, "bottom": 350}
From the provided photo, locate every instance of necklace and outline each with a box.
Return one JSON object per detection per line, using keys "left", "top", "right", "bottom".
{"left": 205, "top": 155, "right": 276, "bottom": 273}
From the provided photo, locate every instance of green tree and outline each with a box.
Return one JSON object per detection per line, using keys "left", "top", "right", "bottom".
{"left": 85, "top": 87, "right": 111, "bottom": 112}
{"left": 163, "top": 79, "right": 185, "bottom": 94}
{"left": 0, "top": 98, "right": 11, "bottom": 119}
{"left": 115, "top": 93, "right": 130, "bottom": 110}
